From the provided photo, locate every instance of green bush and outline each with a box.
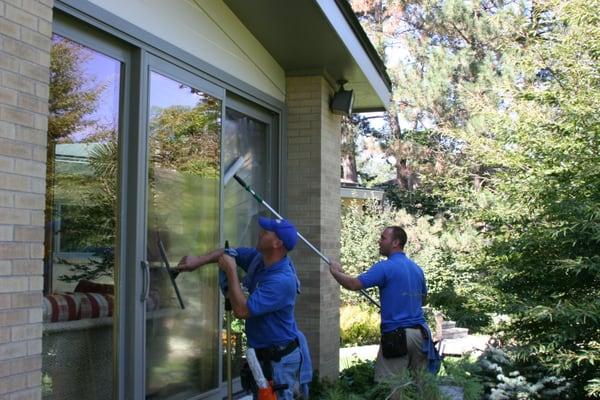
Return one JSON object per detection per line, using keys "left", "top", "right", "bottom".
{"left": 475, "top": 344, "right": 571, "bottom": 399}
{"left": 339, "top": 305, "right": 380, "bottom": 347}
{"left": 318, "top": 358, "right": 452, "bottom": 400}
{"left": 339, "top": 359, "right": 376, "bottom": 394}
{"left": 438, "top": 356, "right": 485, "bottom": 400}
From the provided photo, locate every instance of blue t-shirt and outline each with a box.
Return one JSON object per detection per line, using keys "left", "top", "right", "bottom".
{"left": 358, "top": 252, "right": 427, "bottom": 333}
{"left": 234, "top": 247, "right": 300, "bottom": 349}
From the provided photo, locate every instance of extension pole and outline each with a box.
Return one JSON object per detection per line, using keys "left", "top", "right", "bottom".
{"left": 224, "top": 241, "right": 233, "bottom": 400}
{"left": 232, "top": 174, "right": 381, "bottom": 309}
{"left": 225, "top": 299, "right": 233, "bottom": 400}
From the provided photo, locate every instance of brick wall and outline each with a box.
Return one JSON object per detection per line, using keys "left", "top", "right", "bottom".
{"left": 0, "top": 0, "right": 52, "bottom": 398}
{"left": 286, "top": 75, "right": 341, "bottom": 380}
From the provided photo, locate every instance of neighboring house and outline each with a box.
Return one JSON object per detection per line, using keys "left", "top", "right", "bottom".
{"left": 0, "top": 1, "right": 390, "bottom": 399}
{"left": 341, "top": 181, "right": 384, "bottom": 209}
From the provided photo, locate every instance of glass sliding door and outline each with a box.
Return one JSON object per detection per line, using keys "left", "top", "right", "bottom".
{"left": 47, "top": 11, "right": 284, "bottom": 400}
{"left": 222, "top": 105, "right": 272, "bottom": 380}
{"left": 42, "top": 33, "right": 123, "bottom": 400}
{"left": 145, "top": 68, "right": 222, "bottom": 398}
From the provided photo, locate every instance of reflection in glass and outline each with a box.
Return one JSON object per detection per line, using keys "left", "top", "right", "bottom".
{"left": 222, "top": 108, "right": 269, "bottom": 379}
{"left": 146, "top": 72, "right": 221, "bottom": 398}
{"left": 42, "top": 34, "right": 120, "bottom": 399}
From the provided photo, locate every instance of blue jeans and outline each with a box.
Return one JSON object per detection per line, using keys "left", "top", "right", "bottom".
{"left": 253, "top": 347, "right": 301, "bottom": 400}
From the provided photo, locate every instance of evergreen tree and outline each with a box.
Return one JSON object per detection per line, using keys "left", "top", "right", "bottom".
{"left": 351, "top": 0, "right": 524, "bottom": 215}
{"left": 350, "top": 0, "right": 600, "bottom": 396}
{"left": 463, "top": 0, "right": 600, "bottom": 396}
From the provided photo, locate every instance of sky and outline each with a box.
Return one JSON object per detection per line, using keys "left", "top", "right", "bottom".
{"left": 67, "top": 36, "right": 206, "bottom": 143}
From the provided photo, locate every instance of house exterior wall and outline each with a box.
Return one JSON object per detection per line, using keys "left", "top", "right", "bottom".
{"left": 0, "top": 0, "right": 53, "bottom": 398}
{"left": 1, "top": 0, "right": 351, "bottom": 395}
{"left": 88, "top": 0, "right": 286, "bottom": 102}
{"left": 286, "top": 75, "right": 341, "bottom": 380}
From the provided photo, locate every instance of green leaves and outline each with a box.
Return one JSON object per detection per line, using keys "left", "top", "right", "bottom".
{"left": 48, "top": 37, "right": 103, "bottom": 141}
{"left": 350, "top": 0, "right": 600, "bottom": 396}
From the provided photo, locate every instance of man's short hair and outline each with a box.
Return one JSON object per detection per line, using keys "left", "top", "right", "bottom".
{"left": 387, "top": 226, "right": 407, "bottom": 248}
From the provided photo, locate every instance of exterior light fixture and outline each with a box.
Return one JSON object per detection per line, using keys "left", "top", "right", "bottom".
{"left": 330, "top": 79, "right": 354, "bottom": 116}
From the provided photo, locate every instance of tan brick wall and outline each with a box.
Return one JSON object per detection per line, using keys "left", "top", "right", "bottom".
{"left": 0, "top": 0, "right": 52, "bottom": 398}
{"left": 286, "top": 75, "right": 341, "bottom": 380}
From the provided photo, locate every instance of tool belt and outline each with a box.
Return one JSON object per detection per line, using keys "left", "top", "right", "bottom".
{"left": 240, "top": 339, "right": 299, "bottom": 392}
{"left": 255, "top": 338, "right": 299, "bottom": 363}
{"left": 381, "top": 326, "right": 428, "bottom": 359}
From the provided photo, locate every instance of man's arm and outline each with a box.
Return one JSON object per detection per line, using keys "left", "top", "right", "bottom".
{"left": 218, "top": 254, "right": 251, "bottom": 319}
{"left": 177, "top": 248, "right": 225, "bottom": 272}
{"left": 329, "top": 261, "right": 363, "bottom": 291}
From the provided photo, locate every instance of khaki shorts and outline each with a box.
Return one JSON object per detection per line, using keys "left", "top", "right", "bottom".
{"left": 374, "top": 327, "right": 427, "bottom": 382}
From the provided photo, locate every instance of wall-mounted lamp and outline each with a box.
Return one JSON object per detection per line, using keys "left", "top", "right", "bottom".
{"left": 330, "top": 79, "right": 354, "bottom": 116}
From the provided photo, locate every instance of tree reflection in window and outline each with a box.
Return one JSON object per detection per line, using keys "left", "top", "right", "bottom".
{"left": 146, "top": 72, "right": 222, "bottom": 396}
{"left": 45, "top": 34, "right": 120, "bottom": 293}
{"left": 43, "top": 34, "right": 121, "bottom": 400}
{"left": 149, "top": 91, "right": 220, "bottom": 176}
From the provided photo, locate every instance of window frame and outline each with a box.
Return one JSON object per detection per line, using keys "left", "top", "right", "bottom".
{"left": 47, "top": 12, "right": 133, "bottom": 400}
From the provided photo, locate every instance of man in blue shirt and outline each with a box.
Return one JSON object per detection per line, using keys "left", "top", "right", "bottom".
{"left": 329, "top": 226, "right": 440, "bottom": 381}
{"left": 178, "top": 217, "right": 311, "bottom": 399}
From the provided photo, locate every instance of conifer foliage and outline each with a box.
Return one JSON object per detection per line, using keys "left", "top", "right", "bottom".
{"left": 348, "top": 0, "right": 600, "bottom": 396}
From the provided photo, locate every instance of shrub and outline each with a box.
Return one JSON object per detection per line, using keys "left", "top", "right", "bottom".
{"left": 475, "top": 344, "right": 572, "bottom": 399}
{"left": 439, "top": 356, "right": 485, "bottom": 400}
{"left": 315, "top": 356, "right": 487, "bottom": 400}
{"left": 339, "top": 359, "right": 376, "bottom": 394}
{"left": 339, "top": 305, "right": 380, "bottom": 347}
{"left": 335, "top": 359, "right": 448, "bottom": 400}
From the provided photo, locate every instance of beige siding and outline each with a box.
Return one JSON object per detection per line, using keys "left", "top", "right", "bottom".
{"left": 88, "top": 0, "right": 286, "bottom": 101}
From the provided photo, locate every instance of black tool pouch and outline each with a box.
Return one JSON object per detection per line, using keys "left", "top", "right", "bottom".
{"left": 240, "top": 361, "right": 257, "bottom": 393}
{"left": 381, "top": 328, "right": 408, "bottom": 358}
{"left": 240, "top": 358, "right": 273, "bottom": 394}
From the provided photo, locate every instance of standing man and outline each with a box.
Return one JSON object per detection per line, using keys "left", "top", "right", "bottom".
{"left": 329, "top": 226, "right": 440, "bottom": 381}
{"left": 178, "top": 217, "right": 312, "bottom": 399}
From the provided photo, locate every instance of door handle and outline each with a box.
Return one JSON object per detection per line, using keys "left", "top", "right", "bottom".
{"left": 140, "top": 260, "right": 149, "bottom": 302}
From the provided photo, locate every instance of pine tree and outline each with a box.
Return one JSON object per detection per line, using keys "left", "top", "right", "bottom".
{"left": 351, "top": 0, "right": 524, "bottom": 214}
{"left": 463, "top": 0, "right": 600, "bottom": 396}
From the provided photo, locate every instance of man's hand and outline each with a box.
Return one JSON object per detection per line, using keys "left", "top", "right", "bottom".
{"left": 177, "top": 255, "right": 202, "bottom": 272}
{"left": 176, "top": 248, "right": 225, "bottom": 272}
{"left": 329, "top": 261, "right": 344, "bottom": 275}
{"left": 217, "top": 254, "right": 236, "bottom": 273}
{"left": 328, "top": 260, "right": 363, "bottom": 291}
{"left": 217, "top": 254, "right": 250, "bottom": 319}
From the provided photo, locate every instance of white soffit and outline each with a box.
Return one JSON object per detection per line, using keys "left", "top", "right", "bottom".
{"left": 223, "top": 0, "right": 392, "bottom": 112}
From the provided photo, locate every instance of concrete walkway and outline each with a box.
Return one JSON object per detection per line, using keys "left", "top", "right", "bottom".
{"left": 442, "top": 334, "right": 490, "bottom": 356}
{"left": 339, "top": 344, "right": 379, "bottom": 369}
